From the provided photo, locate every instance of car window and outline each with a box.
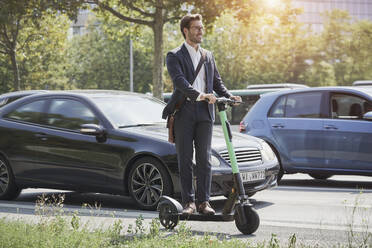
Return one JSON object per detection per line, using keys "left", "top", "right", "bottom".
{"left": 269, "top": 92, "right": 323, "bottom": 118}
{"left": 4, "top": 100, "right": 46, "bottom": 124}
{"left": 330, "top": 93, "right": 372, "bottom": 119}
{"left": 0, "top": 98, "right": 8, "bottom": 108}
{"left": 284, "top": 92, "right": 322, "bottom": 118}
{"left": 44, "top": 99, "right": 99, "bottom": 130}
{"left": 269, "top": 95, "right": 286, "bottom": 117}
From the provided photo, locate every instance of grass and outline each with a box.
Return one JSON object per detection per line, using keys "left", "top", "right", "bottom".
{"left": 344, "top": 191, "right": 372, "bottom": 248}
{"left": 0, "top": 193, "right": 370, "bottom": 248}
{"left": 0, "top": 216, "right": 298, "bottom": 248}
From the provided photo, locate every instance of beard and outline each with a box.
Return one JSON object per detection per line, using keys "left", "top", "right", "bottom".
{"left": 190, "top": 35, "right": 202, "bottom": 44}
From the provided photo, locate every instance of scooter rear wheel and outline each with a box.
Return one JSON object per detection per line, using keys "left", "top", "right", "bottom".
{"left": 234, "top": 206, "right": 260, "bottom": 235}
{"left": 158, "top": 201, "right": 179, "bottom": 229}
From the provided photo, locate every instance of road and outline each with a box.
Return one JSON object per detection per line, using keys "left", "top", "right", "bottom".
{"left": 0, "top": 174, "right": 371, "bottom": 246}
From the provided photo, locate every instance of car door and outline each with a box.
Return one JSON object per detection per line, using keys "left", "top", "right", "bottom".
{"left": 2, "top": 99, "right": 51, "bottom": 182}
{"left": 323, "top": 92, "right": 372, "bottom": 173}
{"left": 27, "top": 97, "right": 124, "bottom": 189}
{"left": 267, "top": 91, "right": 326, "bottom": 171}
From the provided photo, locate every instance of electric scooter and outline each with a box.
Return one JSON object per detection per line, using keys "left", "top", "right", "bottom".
{"left": 157, "top": 97, "right": 260, "bottom": 235}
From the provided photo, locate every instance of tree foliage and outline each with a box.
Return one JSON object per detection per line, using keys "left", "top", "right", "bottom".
{"left": 202, "top": 8, "right": 372, "bottom": 88}
{"left": 318, "top": 10, "right": 372, "bottom": 85}
{"left": 1, "top": 1, "right": 372, "bottom": 95}
{"left": 0, "top": 6, "right": 71, "bottom": 92}
{"left": 66, "top": 16, "right": 153, "bottom": 93}
{"left": 81, "top": 0, "right": 262, "bottom": 99}
{"left": 0, "top": 0, "right": 83, "bottom": 92}
{"left": 195, "top": 2, "right": 312, "bottom": 89}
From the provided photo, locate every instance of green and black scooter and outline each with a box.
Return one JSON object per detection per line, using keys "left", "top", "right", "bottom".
{"left": 157, "top": 97, "right": 260, "bottom": 235}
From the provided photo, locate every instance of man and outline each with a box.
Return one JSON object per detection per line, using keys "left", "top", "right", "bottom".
{"left": 163, "top": 14, "right": 241, "bottom": 215}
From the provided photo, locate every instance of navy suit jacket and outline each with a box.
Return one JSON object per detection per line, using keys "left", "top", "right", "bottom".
{"left": 162, "top": 44, "right": 232, "bottom": 121}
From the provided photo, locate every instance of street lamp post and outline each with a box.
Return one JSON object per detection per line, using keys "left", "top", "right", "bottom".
{"left": 130, "top": 39, "right": 133, "bottom": 92}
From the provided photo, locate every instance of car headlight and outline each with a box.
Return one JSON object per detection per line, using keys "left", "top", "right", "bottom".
{"left": 192, "top": 152, "right": 221, "bottom": 167}
{"left": 260, "top": 141, "right": 276, "bottom": 162}
{"left": 210, "top": 154, "right": 221, "bottom": 167}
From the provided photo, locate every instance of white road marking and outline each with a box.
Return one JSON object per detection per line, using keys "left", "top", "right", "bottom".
{"left": 276, "top": 186, "right": 372, "bottom": 193}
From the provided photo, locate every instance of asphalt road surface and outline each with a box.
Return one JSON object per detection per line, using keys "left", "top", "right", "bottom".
{"left": 0, "top": 174, "right": 371, "bottom": 246}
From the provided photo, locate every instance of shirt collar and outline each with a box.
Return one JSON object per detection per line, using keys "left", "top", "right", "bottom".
{"left": 184, "top": 42, "right": 200, "bottom": 57}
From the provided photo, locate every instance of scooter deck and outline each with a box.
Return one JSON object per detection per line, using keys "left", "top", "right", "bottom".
{"left": 178, "top": 213, "right": 234, "bottom": 221}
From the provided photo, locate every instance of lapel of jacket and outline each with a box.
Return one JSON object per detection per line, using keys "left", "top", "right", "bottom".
{"left": 181, "top": 44, "right": 195, "bottom": 79}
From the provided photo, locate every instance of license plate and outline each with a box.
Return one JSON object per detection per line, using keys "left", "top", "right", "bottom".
{"left": 241, "top": 170, "right": 266, "bottom": 182}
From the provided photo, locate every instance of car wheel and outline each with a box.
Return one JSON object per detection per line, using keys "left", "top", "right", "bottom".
{"left": 277, "top": 167, "right": 284, "bottom": 182}
{"left": 0, "top": 156, "right": 21, "bottom": 200}
{"left": 267, "top": 143, "right": 284, "bottom": 183}
{"left": 309, "top": 173, "right": 332, "bottom": 180}
{"left": 128, "top": 157, "right": 172, "bottom": 210}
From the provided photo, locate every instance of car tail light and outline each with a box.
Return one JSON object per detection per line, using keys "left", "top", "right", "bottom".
{"left": 239, "top": 121, "right": 246, "bottom": 133}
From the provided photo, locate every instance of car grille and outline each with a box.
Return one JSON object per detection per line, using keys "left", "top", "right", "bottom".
{"left": 219, "top": 148, "right": 262, "bottom": 166}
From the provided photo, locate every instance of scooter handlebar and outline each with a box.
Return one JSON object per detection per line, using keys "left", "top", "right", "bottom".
{"left": 216, "top": 97, "right": 242, "bottom": 106}
{"left": 204, "top": 97, "right": 242, "bottom": 106}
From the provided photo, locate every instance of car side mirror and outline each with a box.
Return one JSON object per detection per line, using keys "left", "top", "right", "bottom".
{"left": 362, "top": 111, "right": 372, "bottom": 120}
{"left": 80, "top": 124, "right": 105, "bottom": 136}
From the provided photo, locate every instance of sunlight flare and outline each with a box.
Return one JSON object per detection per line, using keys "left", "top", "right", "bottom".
{"left": 264, "top": 0, "right": 282, "bottom": 8}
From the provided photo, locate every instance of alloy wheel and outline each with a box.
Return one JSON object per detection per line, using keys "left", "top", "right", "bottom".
{"left": 131, "top": 162, "right": 164, "bottom": 207}
{"left": 0, "top": 160, "right": 9, "bottom": 194}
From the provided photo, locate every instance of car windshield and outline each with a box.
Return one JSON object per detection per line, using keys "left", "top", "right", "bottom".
{"left": 91, "top": 95, "right": 166, "bottom": 128}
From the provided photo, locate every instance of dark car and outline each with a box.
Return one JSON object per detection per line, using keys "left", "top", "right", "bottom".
{"left": 240, "top": 86, "right": 372, "bottom": 181}
{"left": 0, "top": 90, "right": 47, "bottom": 108}
{"left": 0, "top": 90, "right": 279, "bottom": 209}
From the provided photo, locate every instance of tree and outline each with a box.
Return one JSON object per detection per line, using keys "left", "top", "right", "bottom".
{"left": 348, "top": 20, "right": 372, "bottom": 81}
{"left": 0, "top": 54, "right": 12, "bottom": 93}
{"left": 319, "top": 10, "right": 372, "bottom": 85}
{"left": 0, "top": 0, "right": 84, "bottom": 91}
{"left": 21, "top": 14, "right": 71, "bottom": 90}
{"left": 66, "top": 16, "right": 153, "bottom": 92}
{"left": 84, "top": 0, "right": 262, "bottom": 99}
{"left": 199, "top": 2, "right": 310, "bottom": 88}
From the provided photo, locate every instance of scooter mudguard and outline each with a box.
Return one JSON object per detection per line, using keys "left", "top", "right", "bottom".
{"left": 157, "top": 195, "right": 183, "bottom": 214}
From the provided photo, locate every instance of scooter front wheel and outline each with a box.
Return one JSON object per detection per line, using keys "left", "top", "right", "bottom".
{"left": 234, "top": 206, "right": 260, "bottom": 235}
{"left": 158, "top": 201, "right": 179, "bottom": 229}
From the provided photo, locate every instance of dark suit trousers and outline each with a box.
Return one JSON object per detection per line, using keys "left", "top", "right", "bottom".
{"left": 174, "top": 100, "right": 213, "bottom": 204}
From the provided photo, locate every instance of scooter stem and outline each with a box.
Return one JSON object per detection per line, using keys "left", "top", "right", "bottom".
{"left": 217, "top": 100, "right": 249, "bottom": 215}
{"left": 218, "top": 105, "right": 239, "bottom": 174}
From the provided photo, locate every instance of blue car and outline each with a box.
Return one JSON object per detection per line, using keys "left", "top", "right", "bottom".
{"left": 240, "top": 87, "right": 372, "bottom": 181}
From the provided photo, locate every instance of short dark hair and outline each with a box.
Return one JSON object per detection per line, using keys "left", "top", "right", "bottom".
{"left": 180, "top": 14, "right": 202, "bottom": 39}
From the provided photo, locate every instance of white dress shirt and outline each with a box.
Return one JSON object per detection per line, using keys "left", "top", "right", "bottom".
{"left": 184, "top": 42, "right": 206, "bottom": 100}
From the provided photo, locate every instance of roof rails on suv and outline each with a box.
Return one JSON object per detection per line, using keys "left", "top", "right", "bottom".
{"left": 246, "top": 83, "right": 309, "bottom": 90}
{"left": 352, "top": 80, "right": 372, "bottom": 87}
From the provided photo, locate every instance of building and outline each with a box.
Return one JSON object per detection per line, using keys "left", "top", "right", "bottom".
{"left": 292, "top": 0, "right": 372, "bottom": 32}
{"left": 68, "top": 9, "right": 94, "bottom": 39}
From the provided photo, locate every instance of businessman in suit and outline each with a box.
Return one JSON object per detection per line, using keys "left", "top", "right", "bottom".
{"left": 163, "top": 14, "right": 241, "bottom": 215}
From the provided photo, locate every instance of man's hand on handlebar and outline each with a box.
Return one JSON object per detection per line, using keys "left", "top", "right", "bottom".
{"left": 200, "top": 93, "right": 216, "bottom": 104}
{"left": 200, "top": 94, "right": 242, "bottom": 105}
{"left": 230, "top": 95, "right": 242, "bottom": 105}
